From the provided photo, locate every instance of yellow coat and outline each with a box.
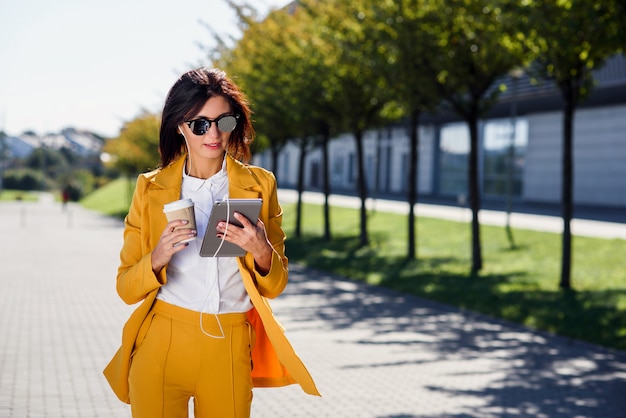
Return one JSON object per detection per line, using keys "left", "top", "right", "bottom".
{"left": 103, "top": 155, "right": 320, "bottom": 403}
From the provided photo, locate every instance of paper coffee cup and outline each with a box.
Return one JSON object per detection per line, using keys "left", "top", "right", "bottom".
{"left": 163, "top": 198, "right": 196, "bottom": 243}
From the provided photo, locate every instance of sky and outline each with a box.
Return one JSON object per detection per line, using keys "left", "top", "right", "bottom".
{"left": 0, "top": 0, "right": 288, "bottom": 138}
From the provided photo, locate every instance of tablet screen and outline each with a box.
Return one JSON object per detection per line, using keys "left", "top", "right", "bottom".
{"left": 199, "top": 198, "right": 263, "bottom": 257}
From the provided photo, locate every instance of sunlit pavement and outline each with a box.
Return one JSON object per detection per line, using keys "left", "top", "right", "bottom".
{"left": 1, "top": 194, "right": 625, "bottom": 417}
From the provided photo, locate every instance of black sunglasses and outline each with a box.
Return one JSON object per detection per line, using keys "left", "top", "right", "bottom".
{"left": 185, "top": 114, "right": 239, "bottom": 135}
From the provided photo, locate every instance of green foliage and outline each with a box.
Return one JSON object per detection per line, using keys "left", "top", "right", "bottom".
{"left": 420, "top": 0, "right": 532, "bottom": 116}
{"left": 282, "top": 202, "right": 626, "bottom": 351}
{"left": 2, "top": 141, "right": 105, "bottom": 200}
{"left": 2, "top": 168, "right": 46, "bottom": 190}
{"left": 23, "top": 147, "right": 71, "bottom": 186}
{"left": 374, "top": 0, "right": 441, "bottom": 116}
{"left": 219, "top": 7, "right": 303, "bottom": 147}
{"left": 60, "top": 169, "right": 97, "bottom": 201}
{"left": 302, "top": 0, "right": 397, "bottom": 131}
{"left": 527, "top": 0, "right": 622, "bottom": 101}
{"left": 206, "top": 0, "right": 624, "bottom": 159}
{"left": 103, "top": 113, "right": 161, "bottom": 176}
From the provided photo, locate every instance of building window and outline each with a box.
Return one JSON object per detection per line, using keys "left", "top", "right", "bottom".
{"left": 348, "top": 153, "right": 356, "bottom": 184}
{"left": 482, "top": 118, "right": 528, "bottom": 198}
{"left": 332, "top": 155, "right": 344, "bottom": 184}
{"left": 436, "top": 119, "right": 527, "bottom": 199}
{"left": 310, "top": 161, "right": 321, "bottom": 189}
{"left": 438, "top": 123, "right": 469, "bottom": 196}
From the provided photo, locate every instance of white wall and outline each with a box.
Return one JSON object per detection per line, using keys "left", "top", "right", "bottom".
{"left": 573, "top": 104, "right": 626, "bottom": 206}
{"left": 523, "top": 105, "right": 626, "bottom": 206}
{"left": 523, "top": 112, "right": 562, "bottom": 203}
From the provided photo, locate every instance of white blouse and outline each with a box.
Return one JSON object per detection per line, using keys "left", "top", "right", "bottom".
{"left": 156, "top": 159, "right": 253, "bottom": 314}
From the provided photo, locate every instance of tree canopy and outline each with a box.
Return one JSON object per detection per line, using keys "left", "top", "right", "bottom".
{"left": 103, "top": 113, "right": 160, "bottom": 177}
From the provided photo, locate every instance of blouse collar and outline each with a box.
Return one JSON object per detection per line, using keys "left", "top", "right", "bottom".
{"left": 182, "top": 156, "right": 228, "bottom": 192}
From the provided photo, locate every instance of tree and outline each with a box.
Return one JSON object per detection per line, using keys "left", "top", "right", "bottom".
{"left": 103, "top": 113, "right": 160, "bottom": 176}
{"left": 420, "top": 0, "right": 530, "bottom": 273}
{"left": 527, "top": 0, "right": 623, "bottom": 289}
{"left": 377, "top": 0, "right": 441, "bottom": 259}
{"left": 103, "top": 113, "right": 160, "bottom": 203}
{"left": 305, "top": 0, "right": 397, "bottom": 247}
{"left": 214, "top": 3, "right": 317, "bottom": 237}
{"left": 288, "top": 1, "right": 345, "bottom": 241}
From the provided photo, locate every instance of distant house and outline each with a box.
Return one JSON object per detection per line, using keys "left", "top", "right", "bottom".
{"left": 3, "top": 128, "right": 103, "bottom": 158}
{"left": 60, "top": 128, "right": 103, "bottom": 156}
{"left": 253, "top": 54, "right": 626, "bottom": 210}
{"left": 3, "top": 134, "right": 39, "bottom": 158}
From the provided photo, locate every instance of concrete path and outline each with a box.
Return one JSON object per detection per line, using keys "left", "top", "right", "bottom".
{"left": 278, "top": 189, "right": 626, "bottom": 240}
{"left": 1, "top": 194, "right": 625, "bottom": 417}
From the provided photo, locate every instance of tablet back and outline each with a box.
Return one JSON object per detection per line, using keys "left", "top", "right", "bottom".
{"left": 199, "top": 198, "right": 263, "bottom": 257}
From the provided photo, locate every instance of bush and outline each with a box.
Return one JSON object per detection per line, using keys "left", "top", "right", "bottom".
{"left": 59, "top": 169, "right": 97, "bottom": 201}
{"left": 2, "top": 168, "right": 45, "bottom": 190}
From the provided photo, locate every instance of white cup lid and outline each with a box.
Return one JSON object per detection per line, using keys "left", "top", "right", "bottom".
{"left": 163, "top": 198, "right": 194, "bottom": 212}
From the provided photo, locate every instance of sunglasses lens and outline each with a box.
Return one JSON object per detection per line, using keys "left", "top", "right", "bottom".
{"left": 190, "top": 119, "right": 210, "bottom": 135}
{"left": 217, "top": 115, "right": 237, "bottom": 132}
{"left": 187, "top": 115, "right": 237, "bottom": 135}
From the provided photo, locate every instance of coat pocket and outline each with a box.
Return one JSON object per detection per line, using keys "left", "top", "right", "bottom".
{"left": 130, "top": 310, "right": 156, "bottom": 358}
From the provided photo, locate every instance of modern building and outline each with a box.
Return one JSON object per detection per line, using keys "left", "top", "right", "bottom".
{"left": 254, "top": 54, "right": 626, "bottom": 212}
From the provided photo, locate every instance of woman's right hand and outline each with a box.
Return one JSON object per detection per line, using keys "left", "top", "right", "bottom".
{"left": 151, "top": 220, "right": 196, "bottom": 274}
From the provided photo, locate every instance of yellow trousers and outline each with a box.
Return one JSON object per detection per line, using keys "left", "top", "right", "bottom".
{"left": 128, "top": 300, "right": 253, "bottom": 418}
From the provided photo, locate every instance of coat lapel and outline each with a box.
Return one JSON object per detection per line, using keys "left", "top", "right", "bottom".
{"left": 226, "top": 154, "right": 264, "bottom": 199}
{"left": 146, "top": 157, "right": 186, "bottom": 244}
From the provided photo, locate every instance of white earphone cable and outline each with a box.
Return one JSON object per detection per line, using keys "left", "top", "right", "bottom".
{"left": 180, "top": 127, "right": 227, "bottom": 339}
{"left": 199, "top": 194, "right": 230, "bottom": 339}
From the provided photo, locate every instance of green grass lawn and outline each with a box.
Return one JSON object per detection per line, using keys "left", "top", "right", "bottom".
{"left": 281, "top": 202, "right": 626, "bottom": 352}
{"left": 79, "top": 180, "right": 626, "bottom": 351}
{"left": 81, "top": 177, "right": 135, "bottom": 218}
{"left": 0, "top": 189, "right": 40, "bottom": 201}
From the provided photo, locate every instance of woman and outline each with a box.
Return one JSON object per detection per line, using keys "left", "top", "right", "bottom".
{"left": 104, "top": 68, "right": 319, "bottom": 418}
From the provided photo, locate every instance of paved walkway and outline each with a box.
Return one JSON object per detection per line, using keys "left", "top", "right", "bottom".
{"left": 1, "top": 194, "right": 626, "bottom": 417}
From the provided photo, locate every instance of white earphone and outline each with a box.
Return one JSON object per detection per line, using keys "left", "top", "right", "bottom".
{"left": 179, "top": 125, "right": 192, "bottom": 175}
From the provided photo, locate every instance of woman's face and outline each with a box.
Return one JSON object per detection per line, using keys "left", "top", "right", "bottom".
{"left": 179, "top": 95, "right": 234, "bottom": 163}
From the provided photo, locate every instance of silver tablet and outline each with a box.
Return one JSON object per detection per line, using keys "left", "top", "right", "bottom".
{"left": 199, "top": 198, "right": 263, "bottom": 257}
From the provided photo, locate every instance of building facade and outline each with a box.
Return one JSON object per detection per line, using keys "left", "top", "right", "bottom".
{"left": 254, "top": 55, "right": 626, "bottom": 210}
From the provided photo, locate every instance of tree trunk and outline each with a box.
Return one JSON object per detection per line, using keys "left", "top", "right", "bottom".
{"left": 407, "top": 110, "right": 420, "bottom": 259}
{"left": 559, "top": 80, "right": 576, "bottom": 290}
{"left": 354, "top": 129, "right": 369, "bottom": 247}
{"left": 321, "top": 130, "right": 332, "bottom": 241}
{"left": 271, "top": 145, "right": 279, "bottom": 177}
{"left": 468, "top": 115, "right": 483, "bottom": 273}
{"left": 295, "top": 139, "right": 307, "bottom": 238}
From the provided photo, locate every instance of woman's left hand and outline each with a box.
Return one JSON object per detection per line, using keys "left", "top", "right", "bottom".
{"left": 216, "top": 212, "right": 273, "bottom": 274}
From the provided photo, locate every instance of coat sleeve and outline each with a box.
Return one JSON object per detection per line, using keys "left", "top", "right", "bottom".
{"left": 116, "top": 175, "right": 165, "bottom": 305}
{"left": 247, "top": 170, "right": 289, "bottom": 299}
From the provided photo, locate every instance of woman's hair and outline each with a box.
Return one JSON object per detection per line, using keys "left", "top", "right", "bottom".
{"left": 159, "top": 67, "right": 255, "bottom": 167}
